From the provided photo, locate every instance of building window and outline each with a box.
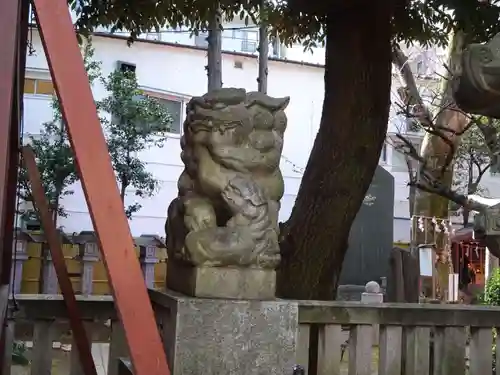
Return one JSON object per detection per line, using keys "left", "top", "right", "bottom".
{"left": 233, "top": 30, "right": 258, "bottom": 53}
{"left": 195, "top": 32, "right": 209, "bottom": 48}
{"left": 24, "top": 78, "right": 54, "bottom": 95}
{"left": 391, "top": 141, "right": 421, "bottom": 172}
{"left": 406, "top": 118, "right": 421, "bottom": 133}
{"left": 391, "top": 149, "right": 408, "bottom": 172}
{"left": 142, "top": 90, "right": 184, "bottom": 134}
{"left": 380, "top": 143, "right": 387, "bottom": 163}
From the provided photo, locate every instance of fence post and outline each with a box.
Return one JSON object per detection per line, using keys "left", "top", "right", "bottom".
{"left": 361, "top": 281, "right": 383, "bottom": 343}
{"left": 9, "top": 233, "right": 29, "bottom": 294}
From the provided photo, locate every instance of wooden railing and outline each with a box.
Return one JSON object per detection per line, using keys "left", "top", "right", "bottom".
{"left": 6, "top": 294, "right": 500, "bottom": 375}
{"left": 3, "top": 294, "right": 124, "bottom": 375}
{"left": 297, "top": 300, "right": 500, "bottom": 375}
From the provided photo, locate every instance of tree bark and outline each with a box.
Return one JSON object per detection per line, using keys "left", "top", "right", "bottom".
{"left": 257, "top": 0, "right": 268, "bottom": 94}
{"left": 413, "top": 32, "right": 468, "bottom": 299}
{"left": 207, "top": 6, "right": 222, "bottom": 92}
{"left": 393, "top": 32, "right": 468, "bottom": 300}
{"left": 276, "top": 2, "right": 394, "bottom": 300}
{"left": 414, "top": 32, "right": 468, "bottom": 219}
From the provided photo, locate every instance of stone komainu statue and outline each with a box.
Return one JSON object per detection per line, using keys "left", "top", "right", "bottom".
{"left": 453, "top": 32, "right": 500, "bottom": 119}
{"left": 166, "top": 88, "right": 289, "bottom": 269}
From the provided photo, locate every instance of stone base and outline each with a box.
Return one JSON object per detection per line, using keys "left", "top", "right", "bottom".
{"left": 150, "top": 289, "right": 298, "bottom": 375}
{"left": 166, "top": 261, "right": 276, "bottom": 299}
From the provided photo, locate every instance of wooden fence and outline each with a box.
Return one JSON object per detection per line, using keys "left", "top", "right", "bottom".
{"left": 297, "top": 300, "right": 500, "bottom": 375}
{"left": 6, "top": 291, "right": 500, "bottom": 375}
{"left": 10, "top": 230, "right": 168, "bottom": 295}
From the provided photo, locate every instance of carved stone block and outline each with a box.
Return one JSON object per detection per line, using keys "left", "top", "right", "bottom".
{"left": 485, "top": 206, "right": 500, "bottom": 235}
{"left": 151, "top": 289, "right": 298, "bottom": 375}
{"left": 166, "top": 261, "right": 276, "bottom": 299}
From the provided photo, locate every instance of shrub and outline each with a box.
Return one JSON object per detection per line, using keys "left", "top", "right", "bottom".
{"left": 484, "top": 268, "right": 500, "bottom": 306}
{"left": 484, "top": 269, "right": 500, "bottom": 374}
{"left": 12, "top": 341, "right": 28, "bottom": 366}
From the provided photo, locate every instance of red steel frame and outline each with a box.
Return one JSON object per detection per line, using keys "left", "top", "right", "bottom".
{"left": 22, "top": 145, "right": 98, "bottom": 375}
{"left": 0, "top": 1, "right": 29, "bottom": 372}
{"left": 0, "top": 1, "right": 171, "bottom": 374}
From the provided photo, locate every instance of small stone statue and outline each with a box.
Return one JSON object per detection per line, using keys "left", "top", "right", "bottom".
{"left": 453, "top": 32, "right": 500, "bottom": 118}
{"left": 468, "top": 195, "right": 500, "bottom": 258}
{"left": 165, "top": 88, "right": 289, "bottom": 298}
{"left": 453, "top": 33, "right": 500, "bottom": 260}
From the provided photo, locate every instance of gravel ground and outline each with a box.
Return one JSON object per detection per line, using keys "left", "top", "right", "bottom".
{"left": 10, "top": 344, "right": 109, "bottom": 375}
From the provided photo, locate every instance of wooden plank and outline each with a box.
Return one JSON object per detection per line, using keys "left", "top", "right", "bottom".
{"left": 296, "top": 324, "right": 310, "bottom": 371}
{"left": 31, "top": 1, "right": 170, "bottom": 374}
{"left": 2, "top": 321, "right": 14, "bottom": 375}
{"left": 70, "top": 323, "right": 94, "bottom": 375}
{"left": 348, "top": 325, "right": 372, "bottom": 375}
{"left": 469, "top": 327, "right": 493, "bottom": 375}
{"left": 496, "top": 329, "right": 500, "bottom": 375}
{"left": 404, "top": 327, "right": 430, "bottom": 375}
{"left": 378, "top": 325, "right": 402, "bottom": 375}
{"left": 9, "top": 294, "right": 115, "bottom": 321}
{"left": 433, "top": 327, "right": 466, "bottom": 375}
{"left": 30, "top": 321, "right": 55, "bottom": 375}
{"left": 317, "top": 324, "right": 342, "bottom": 375}
{"left": 298, "top": 301, "right": 500, "bottom": 327}
{"left": 108, "top": 321, "right": 130, "bottom": 375}
{"left": 118, "top": 358, "right": 134, "bottom": 375}
{"left": 22, "top": 145, "right": 98, "bottom": 375}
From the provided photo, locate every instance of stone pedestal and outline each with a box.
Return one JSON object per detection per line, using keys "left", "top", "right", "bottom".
{"left": 151, "top": 289, "right": 298, "bottom": 375}
{"left": 166, "top": 261, "right": 276, "bottom": 300}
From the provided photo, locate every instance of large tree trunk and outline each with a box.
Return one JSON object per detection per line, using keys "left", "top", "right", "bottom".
{"left": 276, "top": 3, "right": 394, "bottom": 300}
{"left": 414, "top": 32, "right": 467, "bottom": 219}
{"left": 413, "top": 32, "right": 468, "bottom": 299}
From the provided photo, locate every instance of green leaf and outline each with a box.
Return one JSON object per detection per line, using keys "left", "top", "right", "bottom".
{"left": 96, "top": 68, "right": 171, "bottom": 219}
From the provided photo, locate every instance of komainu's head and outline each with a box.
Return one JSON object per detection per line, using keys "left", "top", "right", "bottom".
{"left": 184, "top": 88, "right": 290, "bottom": 139}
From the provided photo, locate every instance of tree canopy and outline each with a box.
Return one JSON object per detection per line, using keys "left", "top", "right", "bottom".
{"left": 69, "top": 0, "right": 500, "bottom": 48}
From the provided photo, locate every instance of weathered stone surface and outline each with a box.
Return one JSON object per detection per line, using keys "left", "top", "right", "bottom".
{"left": 470, "top": 196, "right": 500, "bottom": 258}
{"left": 151, "top": 290, "right": 298, "bottom": 375}
{"left": 165, "top": 88, "right": 289, "bottom": 271}
{"left": 166, "top": 260, "right": 276, "bottom": 299}
{"left": 453, "top": 32, "right": 500, "bottom": 119}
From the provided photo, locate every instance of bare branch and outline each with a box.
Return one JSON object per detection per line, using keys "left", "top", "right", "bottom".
{"left": 392, "top": 44, "right": 433, "bottom": 128}
{"left": 391, "top": 42, "right": 496, "bottom": 214}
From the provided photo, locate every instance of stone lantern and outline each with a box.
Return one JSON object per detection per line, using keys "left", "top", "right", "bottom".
{"left": 134, "top": 234, "right": 165, "bottom": 289}
{"left": 73, "top": 231, "right": 100, "bottom": 295}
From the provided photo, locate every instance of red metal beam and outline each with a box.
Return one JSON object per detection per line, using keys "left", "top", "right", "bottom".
{"left": 0, "top": 0, "right": 20, "bottom": 284}
{"left": 22, "top": 145, "right": 98, "bottom": 375}
{"left": 0, "top": 1, "right": 29, "bottom": 372}
{"left": 31, "top": 1, "right": 170, "bottom": 375}
{"left": 1, "top": 0, "right": 29, "bottom": 287}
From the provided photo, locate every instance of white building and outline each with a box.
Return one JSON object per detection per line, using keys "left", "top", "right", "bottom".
{"left": 22, "top": 21, "right": 500, "bottom": 242}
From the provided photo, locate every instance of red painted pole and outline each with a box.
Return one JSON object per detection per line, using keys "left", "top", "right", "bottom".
{"left": 0, "top": 0, "right": 20, "bottom": 282}
{"left": 22, "top": 146, "right": 98, "bottom": 375}
{"left": 31, "top": 1, "right": 170, "bottom": 374}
